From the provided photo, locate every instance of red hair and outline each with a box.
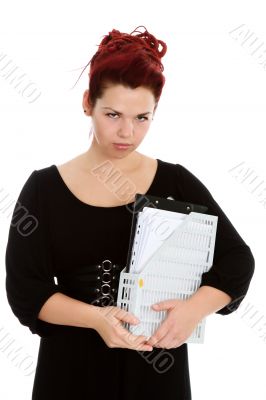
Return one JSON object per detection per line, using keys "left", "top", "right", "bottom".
{"left": 74, "top": 25, "right": 167, "bottom": 108}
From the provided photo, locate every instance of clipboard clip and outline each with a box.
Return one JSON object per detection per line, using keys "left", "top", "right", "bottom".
{"left": 132, "top": 193, "right": 208, "bottom": 214}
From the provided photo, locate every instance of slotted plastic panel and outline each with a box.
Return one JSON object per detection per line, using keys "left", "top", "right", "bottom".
{"left": 117, "top": 212, "right": 218, "bottom": 344}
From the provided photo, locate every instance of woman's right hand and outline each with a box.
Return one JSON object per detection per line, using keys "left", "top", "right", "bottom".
{"left": 92, "top": 305, "right": 153, "bottom": 351}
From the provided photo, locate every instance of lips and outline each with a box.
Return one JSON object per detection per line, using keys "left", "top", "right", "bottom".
{"left": 113, "top": 143, "right": 132, "bottom": 150}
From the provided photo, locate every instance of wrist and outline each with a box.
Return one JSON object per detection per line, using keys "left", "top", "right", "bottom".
{"left": 185, "top": 297, "right": 206, "bottom": 323}
{"left": 86, "top": 304, "right": 102, "bottom": 330}
{"left": 186, "top": 285, "right": 232, "bottom": 320}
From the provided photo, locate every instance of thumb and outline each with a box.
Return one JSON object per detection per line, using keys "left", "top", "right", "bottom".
{"left": 116, "top": 311, "right": 140, "bottom": 325}
{"left": 152, "top": 299, "right": 178, "bottom": 311}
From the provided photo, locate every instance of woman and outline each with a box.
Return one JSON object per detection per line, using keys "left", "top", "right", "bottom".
{"left": 5, "top": 26, "right": 255, "bottom": 399}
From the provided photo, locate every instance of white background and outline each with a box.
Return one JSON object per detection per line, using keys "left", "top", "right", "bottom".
{"left": 1, "top": 0, "right": 265, "bottom": 398}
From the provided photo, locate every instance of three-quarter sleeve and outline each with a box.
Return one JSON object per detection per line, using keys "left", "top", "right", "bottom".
{"left": 176, "top": 164, "right": 255, "bottom": 315}
{"left": 5, "top": 170, "right": 61, "bottom": 337}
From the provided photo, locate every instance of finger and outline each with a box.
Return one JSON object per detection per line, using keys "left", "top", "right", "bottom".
{"left": 113, "top": 316, "right": 153, "bottom": 351}
{"left": 153, "top": 332, "right": 172, "bottom": 348}
{"left": 113, "top": 307, "right": 140, "bottom": 323}
{"left": 152, "top": 299, "right": 179, "bottom": 310}
{"left": 135, "top": 343, "right": 154, "bottom": 351}
{"left": 156, "top": 329, "right": 188, "bottom": 349}
{"left": 148, "top": 337, "right": 161, "bottom": 347}
{"left": 119, "top": 328, "right": 151, "bottom": 349}
{"left": 119, "top": 326, "right": 148, "bottom": 345}
{"left": 105, "top": 307, "right": 140, "bottom": 325}
{"left": 147, "top": 323, "right": 169, "bottom": 346}
{"left": 126, "top": 334, "right": 153, "bottom": 351}
{"left": 116, "top": 312, "right": 140, "bottom": 325}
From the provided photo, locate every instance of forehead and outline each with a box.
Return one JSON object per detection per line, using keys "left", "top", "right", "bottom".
{"left": 99, "top": 84, "right": 155, "bottom": 106}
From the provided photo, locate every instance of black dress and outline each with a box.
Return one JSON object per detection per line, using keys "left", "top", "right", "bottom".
{"left": 5, "top": 158, "right": 255, "bottom": 399}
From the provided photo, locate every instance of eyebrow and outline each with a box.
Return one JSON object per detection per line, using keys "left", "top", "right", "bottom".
{"left": 101, "top": 107, "right": 152, "bottom": 116}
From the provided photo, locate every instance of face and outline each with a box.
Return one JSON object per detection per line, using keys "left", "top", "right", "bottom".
{"left": 82, "top": 83, "right": 156, "bottom": 159}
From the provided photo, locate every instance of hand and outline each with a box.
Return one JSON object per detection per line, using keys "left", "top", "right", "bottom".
{"left": 146, "top": 298, "right": 202, "bottom": 349}
{"left": 93, "top": 305, "right": 153, "bottom": 352}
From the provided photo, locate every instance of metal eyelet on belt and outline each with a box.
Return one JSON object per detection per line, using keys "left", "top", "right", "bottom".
{"left": 101, "top": 283, "right": 111, "bottom": 295}
{"left": 102, "top": 272, "right": 111, "bottom": 283}
{"left": 102, "top": 259, "right": 112, "bottom": 272}
{"left": 100, "top": 295, "right": 114, "bottom": 307}
{"left": 93, "top": 259, "right": 122, "bottom": 305}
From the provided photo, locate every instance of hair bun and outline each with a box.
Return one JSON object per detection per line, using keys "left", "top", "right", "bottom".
{"left": 130, "top": 25, "right": 167, "bottom": 59}
{"left": 71, "top": 26, "right": 167, "bottom": 90}
{"left": 98, "top": 25, "right": 167, "bottom": 61}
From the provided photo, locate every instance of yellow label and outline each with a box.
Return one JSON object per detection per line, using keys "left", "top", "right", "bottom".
{"left": 138, "top": 278, "right": 144, "bottom": 288}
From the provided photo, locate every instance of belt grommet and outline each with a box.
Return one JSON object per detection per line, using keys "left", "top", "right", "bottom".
{"left": 102, "top": 259, "right": 112, "bottom": 272}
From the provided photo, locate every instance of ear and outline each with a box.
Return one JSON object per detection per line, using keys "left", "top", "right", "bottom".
{"left": 82, "top": 89, "right": 93, "bottom": 115}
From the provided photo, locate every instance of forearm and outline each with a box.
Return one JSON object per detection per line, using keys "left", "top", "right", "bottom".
{"left": 187, "top": 285, "right": 232, "bottom": 320}
{"left": 38, "top": 292, "right": 100, "bottom": 330}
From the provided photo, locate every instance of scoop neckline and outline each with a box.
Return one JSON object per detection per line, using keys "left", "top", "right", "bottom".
{"left": 51, "top": 158, "right": 161, "bottom": 209}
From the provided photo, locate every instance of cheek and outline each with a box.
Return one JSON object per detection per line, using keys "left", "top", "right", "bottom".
{"left": 136, "top": 125, "right": 150, "bottom": 139}
{"left": 93, "top": 119, "right": 113, "bottom": 139}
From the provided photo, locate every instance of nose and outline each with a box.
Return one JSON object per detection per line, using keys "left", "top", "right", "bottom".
{"left": 117, "top": 118, "right": 134, "bottom": 138}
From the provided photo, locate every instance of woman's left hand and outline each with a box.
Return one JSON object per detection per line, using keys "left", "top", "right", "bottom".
{"left": 145, "top": 298, "right": 203, "bottom": 349}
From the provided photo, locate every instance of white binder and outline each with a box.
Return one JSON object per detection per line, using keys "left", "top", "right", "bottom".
{"left": 117, "top": 194, "right": 218, "bottom": 344}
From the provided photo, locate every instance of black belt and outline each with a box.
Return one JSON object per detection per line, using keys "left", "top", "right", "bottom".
{"left": 56, "top": 259, "right": 125, "bottom": 307}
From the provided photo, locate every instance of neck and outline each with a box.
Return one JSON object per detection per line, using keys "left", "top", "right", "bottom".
{"left": 80, "top": 142, "right": 143, "bottom": 173}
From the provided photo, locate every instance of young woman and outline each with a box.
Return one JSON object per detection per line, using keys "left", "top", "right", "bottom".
{"left": 5, "top": 26, "right": 255, "bottom": 399}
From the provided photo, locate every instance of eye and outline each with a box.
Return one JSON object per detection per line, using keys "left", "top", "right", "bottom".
{"left": 106, "top": 112, "right": 119, "bottom": 119}
{"left": 138, "top": 116, "right": 148, "bottom": 122}
{"left": 105, "top": 113, "right": 148, "bottom": 122}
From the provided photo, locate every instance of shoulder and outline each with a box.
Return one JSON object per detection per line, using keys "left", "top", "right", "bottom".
{"left": 158, "top": 160, "right": 204, "bottom": 183}
{"left": 34, "top": 164, "right": 56, "bottom": 176}
{"left": 33, "top": 164, "right": 58, "bottom": 187}
{"left": 156, "top": 160, "right": 211, "bottom": 196}
{"left": 16, "top": 165, "right": 59, "bottom": 207}
{"left": 141, "top": 155, "right": 180, "bottom": 173}
{"left": 155, "top": 158, "right": 185, "bottom": 178}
